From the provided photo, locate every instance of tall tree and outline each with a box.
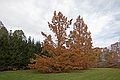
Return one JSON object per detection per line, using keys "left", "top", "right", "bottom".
{"left": 0, "top": 21, "right": 9, "bottom": 70}
{"left": 67, "top": 16, "right": 95, "bottom": 68}
{"left": 29, "top": 11, "right": 95, "bottom": 73}
{"left": 41, "top": 11, "right": 72, "bottom": 56}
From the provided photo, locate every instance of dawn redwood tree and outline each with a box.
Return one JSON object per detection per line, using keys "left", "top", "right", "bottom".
{"left": 41, "top": 11, "right": 72, "bottom": 56}
{"left": 28, "top": 11, "right": 95, "bottom": 73}
{"left": 66, "top": 16, "right": 95, "bottom": 69}
{"left": 29, "top": 11, "right": 72, "bottom": 72}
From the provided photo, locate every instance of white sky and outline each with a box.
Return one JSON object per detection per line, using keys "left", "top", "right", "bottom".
{"left": 0, "top": 0, "right": 120, "bottom": 47}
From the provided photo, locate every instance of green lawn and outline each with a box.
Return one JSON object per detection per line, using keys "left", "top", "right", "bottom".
{"left": 0, "top": 68, "right": 120, "bottom": 80}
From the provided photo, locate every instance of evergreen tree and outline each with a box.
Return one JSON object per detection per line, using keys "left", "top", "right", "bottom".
{"left": 0, "top": 21, "right": 42, "bottom": 71}
{"left": 0, "top": 21, "right": 9, "bottom": 70}
{"left": 35, "top": 41, "right": 42, "bottom": 55}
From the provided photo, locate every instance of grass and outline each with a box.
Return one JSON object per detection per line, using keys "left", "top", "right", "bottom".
{"left": 0, "top": 68, "right": 120, "bottom": 80}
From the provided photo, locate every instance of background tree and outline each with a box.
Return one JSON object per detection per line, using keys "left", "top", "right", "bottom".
{"left": 0, "top": 21, "right": 9, "bottom": 70}
{"left": 0, "top": 21, "right": 42, "bottom": 71}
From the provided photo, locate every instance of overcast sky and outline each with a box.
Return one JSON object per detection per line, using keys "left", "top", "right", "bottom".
{"left": 0, "top": 0, "right": 120, "bottom": 47}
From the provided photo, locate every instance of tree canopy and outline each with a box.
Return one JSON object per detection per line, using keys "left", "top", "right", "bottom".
{"left": 28, "top": 11, "right": 96, "bottom": 73}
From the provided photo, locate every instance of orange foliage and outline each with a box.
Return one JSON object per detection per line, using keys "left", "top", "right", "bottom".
{"left": 28, "top": 11, "right": 95, "bottom": 73}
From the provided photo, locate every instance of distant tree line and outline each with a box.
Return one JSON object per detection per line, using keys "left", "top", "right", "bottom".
{"left": 93, "top": 47, "right": 120, "bottom": 68}
{"left": 0, "top": 21, "right": 42, "bottom": 71}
